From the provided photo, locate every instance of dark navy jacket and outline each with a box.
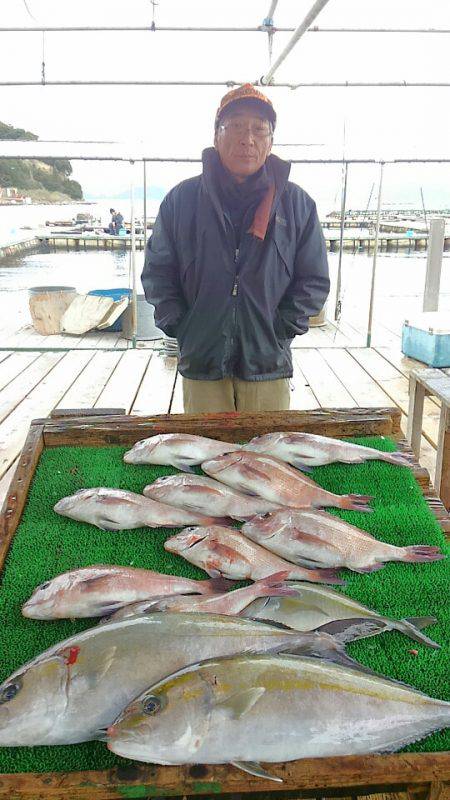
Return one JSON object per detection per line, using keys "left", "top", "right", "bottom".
{"left": 142, "top": 148, "right": 330, "bottom": 381}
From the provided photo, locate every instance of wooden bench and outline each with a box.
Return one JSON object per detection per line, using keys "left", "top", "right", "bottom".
{"left": 407, "top": 367, "right": 450, "bottom": 510}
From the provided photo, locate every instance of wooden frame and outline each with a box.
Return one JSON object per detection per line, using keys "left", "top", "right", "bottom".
{"left": 407, "top": 368, "right": 450, "bottom": 511}
{"left": 0, "top": 406, "right": 449, "bottom": 800}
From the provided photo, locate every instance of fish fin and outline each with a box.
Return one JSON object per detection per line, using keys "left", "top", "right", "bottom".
{"left": 278, "top": 632, "right": 377, "bottom": 673}
{"left": 203, "top": 574, "right": 236, "bottom": 594}
{"left": 404, "top": 614, "right": 437, "bottom": 629}
{"left": 353, "top": 563, "right": 385, "bottom": 574}
{"left": 401, "top": 546, "right": 445, "bottom": 563}
{"left": 306, "top": 567, "right": 346, "bottom": 585}
{"left": 97, "top": 517, "right": 123, "bottom": 531}
{"left": 217, "top": 687, "right": 266, "bottom": 719}
{"left": 240, "top": 463, "right": 270, "bottom": 482}
{"left": 289, "top": 460, "right": 314, "bottom": 473}
{"left": 315, "top": 617, "right": 392, "bottom": 643}
{"left": 251, "top": 617, "right": 294, "bottom": 631}
{"left": 93, "top": 727, "right": 109, "bottom": 742}
{"left": 399, "top": 617, "right": 441, "bottom": 649}
{"left": 381, "top": 451, "right": 415, "bottom": 467}
{"left": 231, "top": 761, "right": 283, "bottom": 783}
{"left": 337, "top": 494, "right": 374, "bottom": 512}
{"left": 252, "top": 572, "right": 298, "bottom": 599}
{"left": 236, "top": 484, "right": 260, "bottom": 497}
{"left": 253, "top": 570, "right": 289, "bottom": 585}
{"left": 174, "top": 462, "right": 197, "bottom": 473}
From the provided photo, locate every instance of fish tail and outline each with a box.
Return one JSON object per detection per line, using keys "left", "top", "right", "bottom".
{"left": 200, "top": 576, "right": 235, "bottom": 594}
{"left": 381, "top": 451, "right": 416, "bottom": 467}
{"left": 337, "top": 493, "right": 374, "bottom": 512}
{"left": 301, "top": 567, "right": 346, "bottom": 586}
{"left": 398, "top": 617, "right": 441, "bottom": 649}
{"left": 401, "top": 546, "right": 445, "bottom": 563}
{"left": 251, "top": 571, "right": 298, "bottom": 598}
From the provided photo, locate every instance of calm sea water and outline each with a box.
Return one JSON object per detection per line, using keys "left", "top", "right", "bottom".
{"left": 0, "top": 199, "right": 161, "bottom": 248}
{"left": 1, "top": 245, "right": 448, "bottom": 336}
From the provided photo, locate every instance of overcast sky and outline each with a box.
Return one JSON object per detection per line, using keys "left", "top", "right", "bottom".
{"left": 1, "top": 0, "right": 449, "bottom": 211}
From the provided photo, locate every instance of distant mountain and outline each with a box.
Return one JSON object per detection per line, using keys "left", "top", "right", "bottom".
{"left": 0, "top": 121, "right": 83, "bottom": 202}
{"left": 86, "top": 185, "right": 166, "bottom": 201}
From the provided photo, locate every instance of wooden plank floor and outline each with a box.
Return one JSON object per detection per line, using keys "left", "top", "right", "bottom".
{"left": 0, "top": 314, "right": 397, "bottom": 352}
{"left": 0, "top": 346, "right": 446, "bottom": 800}
{"left": 0, "top": 343, "right": 439, "bottom": 506}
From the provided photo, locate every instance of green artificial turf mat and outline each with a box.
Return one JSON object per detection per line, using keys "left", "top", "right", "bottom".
{"left": 0, "top": 435, "right": 448, "bottom": 774}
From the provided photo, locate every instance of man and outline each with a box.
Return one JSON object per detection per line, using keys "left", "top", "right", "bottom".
{"left": 109, "top": 208, "right": 124, "bottom": 234}
{"left": 114, "top": 209, "right": 124, "bottom": 233}
{"left": 142, "top": 84, "right": 329, "bottom": 413}
{"left": 108, "top": 208, "right": 116, "bottom": 234}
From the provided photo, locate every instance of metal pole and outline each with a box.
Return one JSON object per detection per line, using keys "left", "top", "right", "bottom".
{"left": 130, "top": 161, "right": 137, "bottom": 349}
{"left": 264, "top": 1, "right": 279, "bottom": 24}
{"left": 143, "top": 160, "right": 147, "bottom": 244}
{"left": 0, "top": 25, "right": 449, "bottom": 33}
{"left": 261, "top": 0, "right": 331, "bottom": 84}
{"left": 334, "top": 161, "right": 348, "bottom": 321}
{"left": 420, "top": 187, "right": 429, "bottom": 233}
{"left": 2, "top": 79, "right": 450, "bottom": 89}
{"left": 366, "top": 162, "right": 384, "bottom": 348}
{"left": 423, "top": 218, "right": 445, "bottom": 312}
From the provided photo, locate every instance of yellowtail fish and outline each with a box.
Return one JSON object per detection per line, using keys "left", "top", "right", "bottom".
{"left": 107, "top": 654, "right": 450, "bottom": 778}
{"left": 241, "top": 582, "right": 440, "bottom": 649}
{"left": 0, "top": 613, "right": 354, "bottom": 746}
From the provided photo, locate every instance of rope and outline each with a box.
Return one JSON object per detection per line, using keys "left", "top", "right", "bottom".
{"left": 41, "top": 31, "right": 45, "bottom": 85}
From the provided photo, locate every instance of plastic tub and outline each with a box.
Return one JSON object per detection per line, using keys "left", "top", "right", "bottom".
{"left": 87, "top": 287, "right": 132, "bottom": 332}
{"left": 28, "top": 286, "right": 77, "bottom": 335}
{"left": 29, "top": 285, "right": 76, "bottom": 295}
{"left": 121, "top": 295, "right": 163, "bottom": 341}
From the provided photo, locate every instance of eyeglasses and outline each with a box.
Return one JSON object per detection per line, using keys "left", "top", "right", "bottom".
{"left": 218, "top": 120, "right": 272, "bottom": 139}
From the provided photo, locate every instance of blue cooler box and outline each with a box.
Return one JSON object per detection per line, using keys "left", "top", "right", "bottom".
{"left": 88, "top": 288, "right": 132, "bottom": 332}
{"left": 402, "top": 312, "right": 450, "bottom": 367}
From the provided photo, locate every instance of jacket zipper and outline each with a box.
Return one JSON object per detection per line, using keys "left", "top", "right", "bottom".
{"left": 232, "top": 248, "right": 240, "bottom": 296}
{"left": 227, "top": 247, "right": 240, "bottom": 373}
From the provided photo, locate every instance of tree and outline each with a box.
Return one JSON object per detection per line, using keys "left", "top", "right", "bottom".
{"left": 0, "top": 121, "right": 83, "bottom": 199}
{"left": 0, "top": 121, "right": 38, "bottom": 141}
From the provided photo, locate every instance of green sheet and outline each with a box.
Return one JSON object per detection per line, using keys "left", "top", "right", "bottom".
{"left": 0, "top": 436, "right": 448, "bottom": 774}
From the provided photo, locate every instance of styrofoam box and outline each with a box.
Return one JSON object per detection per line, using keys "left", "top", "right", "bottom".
{"left": 402, "top": 311, "right": 450, "bottom": 367}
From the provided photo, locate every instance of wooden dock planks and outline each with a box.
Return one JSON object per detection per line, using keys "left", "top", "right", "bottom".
{"left": 132, "top": 353, "right": 178, "bottom": 415}
{"left": 0, "top": 350, "right": 93, "bottom": 480}
{"left": 0, "top": 344, "right": 443, "bottom": 505}
{"left": 57, "top": 351, "right": 124, "bottom": 410}
{"left": 294, "top": 349, "right": 356, "bottom": 407}
{"left": 94, "top": 350, "right": 151, "bottom": 413}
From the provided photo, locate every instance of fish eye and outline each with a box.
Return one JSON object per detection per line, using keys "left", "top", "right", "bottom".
{"left": 142, "top": 695, "right": 162, "bottom": 715}
{"left": 0, "top": 681, "right": 21, "bottom": 704}
{"left": 38, "top": 581, "right": 51, "bottom": 591}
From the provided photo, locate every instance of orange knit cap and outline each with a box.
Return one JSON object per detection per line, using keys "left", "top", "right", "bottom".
{"left": 215, "top": 83, "right": 276, "bottom": 130}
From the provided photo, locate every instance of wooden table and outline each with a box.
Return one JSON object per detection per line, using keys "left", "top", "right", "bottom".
{"left": 0, "top": 406, "right": 449, "bottom": 800}
{"left": 407, "top": 368, "right": 450, "bottom": 511}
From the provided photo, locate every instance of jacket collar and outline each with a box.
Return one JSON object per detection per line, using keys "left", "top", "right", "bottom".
{"left": 201, "top": 147, "right": 291, "bottom": 239}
